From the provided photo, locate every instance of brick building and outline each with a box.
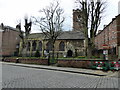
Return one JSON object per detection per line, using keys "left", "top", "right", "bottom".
{"left": 0, "top": 29, "right": 3, "bottom": 57}
{"left": 0, "top": 24, "right": 20, "bottom": 57}
{"left": 95, "top": 14, "right": 120, "bottom": 58}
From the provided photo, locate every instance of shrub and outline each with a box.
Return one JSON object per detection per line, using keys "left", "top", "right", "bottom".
{"left": 34, "top": 50, "right": 40, "bottom": 57}
{"left": 77, "top": 56, "right": 85, "bottom": 58}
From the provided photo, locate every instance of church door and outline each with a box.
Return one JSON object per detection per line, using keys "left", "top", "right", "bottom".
{"left": 67, "top": 50, "right": 73, "bottom": 57}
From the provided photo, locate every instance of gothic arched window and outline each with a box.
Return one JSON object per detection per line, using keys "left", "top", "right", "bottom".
{"left": 38, "top": 41, "right": 42, "bottom": 51}
{"left": 27, "top": 42, "right": 31, "bottom": 51}
{"left": 46, "top": 41, "right": 52, "bottom": 51}
{"left": 59, "top": 41, "right": 65, "bottom": 51}
{"left": 32, "top": 41, "right": 36, "bottom": 51}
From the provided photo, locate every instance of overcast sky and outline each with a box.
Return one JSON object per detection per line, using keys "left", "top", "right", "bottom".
{"left": 0, "top": 0, "right": 119, "bottom": 33}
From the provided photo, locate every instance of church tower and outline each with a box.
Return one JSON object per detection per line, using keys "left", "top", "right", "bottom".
{"left": 73, "top": 9, "right": 83, "bottom": 32}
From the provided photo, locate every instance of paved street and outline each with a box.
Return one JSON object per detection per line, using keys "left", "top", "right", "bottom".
{"left": 2, "top": 63, "right": 119, "bottom": 88}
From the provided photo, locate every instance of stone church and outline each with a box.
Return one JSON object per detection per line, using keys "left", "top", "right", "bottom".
{"left": 19, "top": 9, "right": 85, "bottom": 57}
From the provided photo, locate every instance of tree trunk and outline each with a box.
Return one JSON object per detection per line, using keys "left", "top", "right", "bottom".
{"left": 87, "top": 37, "right": 95, "bottom": 58}
{"left": 52, "top": 43, "right": 55, "bottom": 64}
{"left": 84, "top": 26, "right": 89, "bottom": 57}
{"left": 85, "top": 38, "right": 88, "bottom": 56}
{"left": 88, "top": 45, "right": 92, "bottom": 58}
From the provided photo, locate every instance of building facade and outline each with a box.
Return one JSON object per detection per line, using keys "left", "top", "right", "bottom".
{"left": 0, "top": 29, "right": 3, "bottom": 57}
{"left": 0, "top": 24, "right": 20, "bottom": 57}
{"left": 95, "top": 14, "right": 120, "bottom": 58}
{"left": 20, "top": 31, "right": 85, "bottom": 57}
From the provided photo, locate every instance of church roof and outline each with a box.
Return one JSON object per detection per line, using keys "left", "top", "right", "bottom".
{"left": 57, "top": 31, "right": 84, "bottom": 40}
{"left": 28, "top": 33, "right": 45, "bottom": 39}
{"left": 28, "top": 31, "right": 85, "bottom": 40}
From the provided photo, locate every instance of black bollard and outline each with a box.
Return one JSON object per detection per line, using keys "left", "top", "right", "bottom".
{"left": 48, "top": 54, "right": 50, "bottom": 66}
{"left": 16, "top": 58, "right": 19, "bottom": 63}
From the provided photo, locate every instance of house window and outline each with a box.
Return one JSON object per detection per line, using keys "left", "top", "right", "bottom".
{"left": 59, "top": 41, "right": 65, "bottom": 51}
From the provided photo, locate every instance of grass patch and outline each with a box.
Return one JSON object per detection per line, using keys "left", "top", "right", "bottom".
{"left": 4, "top": 56, "right": 103, "bottom": 60}
{"left": 5, "top": 57, "right": 46, "bottom": 59}
{"left": 57, "top": 56, "right": 102, "bottom": 60}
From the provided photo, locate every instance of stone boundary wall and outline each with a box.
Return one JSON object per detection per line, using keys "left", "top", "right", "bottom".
{"left": 57, "top": 59, "right": 107, "bottom": 68}
{"left": 3, "top": 58, "right": 117, "bottom": 69}
{"left": 3, "top": 58, "right": 48, "bottom": 65}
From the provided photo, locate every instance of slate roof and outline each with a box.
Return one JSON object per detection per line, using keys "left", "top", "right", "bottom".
{"left": 58, "top": 31, "right": 84, "bottom": 40}
{"left": 0, "top": 25, "right": 19, "bottom": 32}
{"left": 5, "top": 26, "right": 19, "bottom": 31}
{"left": 28, "top": 31, "right": 85, "bottom": 40}
{"left": 28, "top": 33, "right": 45, "bottom": 39}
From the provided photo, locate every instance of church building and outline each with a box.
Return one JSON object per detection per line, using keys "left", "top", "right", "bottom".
{"left": 19, "top": 9, "right": 85, "bottom": 57}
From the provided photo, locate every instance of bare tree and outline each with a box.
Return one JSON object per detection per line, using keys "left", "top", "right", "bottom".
{"left": 75, "top": 0, "right": 106, "bottom": 57}
{"left": 32, "top": 1, "right": 65, "bottom": 60}
{"left": 16, "top": 17, "right": 32, "bottom": 56}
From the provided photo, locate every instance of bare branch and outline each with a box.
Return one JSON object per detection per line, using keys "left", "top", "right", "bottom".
{"left": 75, "top": 0, "right": 106, "bottom": 56}
{"left": 32, "top": 1, "right": 65, "bottom": 59}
